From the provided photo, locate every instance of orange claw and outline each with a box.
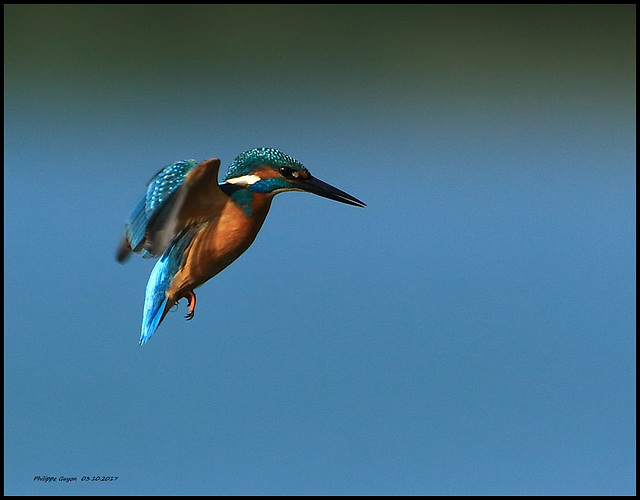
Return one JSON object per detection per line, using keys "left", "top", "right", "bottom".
{"left": 178, "top": 289, "right": 197, "bottom": 320}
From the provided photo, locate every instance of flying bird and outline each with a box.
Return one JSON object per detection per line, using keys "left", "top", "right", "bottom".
{"left": 116, "top": 148, "right": 366, "bottom": 344}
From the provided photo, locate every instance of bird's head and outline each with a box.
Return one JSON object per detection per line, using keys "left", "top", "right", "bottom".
{"left": 223, "top": 148, "right": 365, "bottom": 207}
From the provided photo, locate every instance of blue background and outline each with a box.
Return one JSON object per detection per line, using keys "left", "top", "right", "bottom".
{"left": 4, "top": 5, "right": 635, "bottom": 495}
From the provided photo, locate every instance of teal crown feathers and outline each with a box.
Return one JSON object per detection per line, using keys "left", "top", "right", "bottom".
{"left": 223, "top": 148, "right": 306, "bottom": 181}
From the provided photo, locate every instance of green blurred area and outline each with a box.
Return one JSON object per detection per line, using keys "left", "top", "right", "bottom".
{"left": 5, "top": 4, "right": 635, "bottom": 91}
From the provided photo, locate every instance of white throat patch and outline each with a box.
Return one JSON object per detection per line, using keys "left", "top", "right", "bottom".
{"left": 225, "top": 174, "right": 262, "bottom": 186}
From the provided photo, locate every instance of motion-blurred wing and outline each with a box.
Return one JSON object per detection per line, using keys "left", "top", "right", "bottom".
{"left": 116, "top": 158, "right": 224, "bottom": 262}
{"left": 116, "top": 159, "right": 197, "bottom": 261}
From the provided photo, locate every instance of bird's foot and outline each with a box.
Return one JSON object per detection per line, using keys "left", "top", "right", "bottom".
{"left": 178, "top": 290, "right": 197, "bottom": 320}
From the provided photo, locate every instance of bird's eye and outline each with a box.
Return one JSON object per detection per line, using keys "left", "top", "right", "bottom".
{"left": 279, "top": 167, "right": 295, "bottom": 178}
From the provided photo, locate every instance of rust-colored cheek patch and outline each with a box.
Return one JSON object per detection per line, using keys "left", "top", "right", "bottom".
{"left": 254, "top": 166, "right": 280, "bottom": 179}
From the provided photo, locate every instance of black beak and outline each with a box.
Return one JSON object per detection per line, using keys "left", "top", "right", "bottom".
{"left": 294, "top": 175, "right": 366, "bottom": 207}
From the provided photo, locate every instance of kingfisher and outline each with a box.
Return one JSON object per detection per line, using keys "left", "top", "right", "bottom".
{"left": 116, "top": 148, "right": 366, "bottom": 344}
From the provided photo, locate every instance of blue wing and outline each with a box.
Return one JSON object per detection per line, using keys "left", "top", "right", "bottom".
{"left": 117, "top": 160, "right": 198, "bottom": 262}
{"left": 139, "top": 229, "right": 196, "bottom": 344}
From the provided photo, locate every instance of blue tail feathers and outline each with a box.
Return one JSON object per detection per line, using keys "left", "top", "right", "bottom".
{"left": 139, "top": 230, "right": 195, "bottom": 344}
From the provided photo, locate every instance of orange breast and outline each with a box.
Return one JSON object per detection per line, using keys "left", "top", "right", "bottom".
{"left": 167, "top": 193, "right": 273, "bottom": 301}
